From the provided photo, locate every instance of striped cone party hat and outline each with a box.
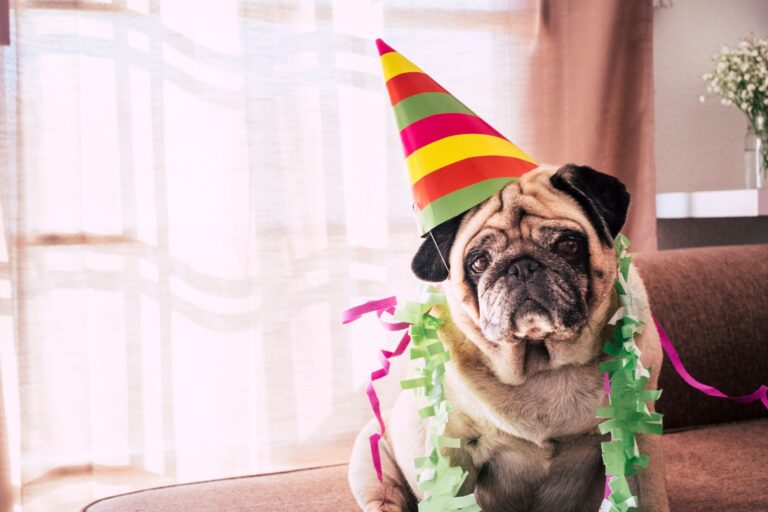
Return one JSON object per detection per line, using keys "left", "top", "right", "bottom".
{"left": 376, "top": 39, "right": 538, "bottom": 235}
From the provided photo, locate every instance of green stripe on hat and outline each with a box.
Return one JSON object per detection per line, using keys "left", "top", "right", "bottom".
{"left": 393, "top": 92, "right": 476, "bottom": 131}
{"left": 416, "top": 177, "right": 518, "bottom": 235}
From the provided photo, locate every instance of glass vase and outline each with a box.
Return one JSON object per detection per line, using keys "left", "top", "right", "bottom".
{"left": 744, "top": 121, "right": 767, "bottom": 189}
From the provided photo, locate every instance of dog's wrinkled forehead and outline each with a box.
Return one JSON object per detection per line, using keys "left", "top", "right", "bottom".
{"left": 451, "top": 167, "right": 600, "bottom": 265}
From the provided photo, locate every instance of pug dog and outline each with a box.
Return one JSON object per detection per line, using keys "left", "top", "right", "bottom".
{"left": 348, "top": 164, "right": 669, "bottom": 512}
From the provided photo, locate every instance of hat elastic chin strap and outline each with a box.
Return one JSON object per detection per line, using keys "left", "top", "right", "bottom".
{"left": 429, "top": 231, "right": 450, "bottom": 274}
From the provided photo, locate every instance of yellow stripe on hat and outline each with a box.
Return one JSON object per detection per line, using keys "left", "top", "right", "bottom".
{"left": 380, "top": 52, "right": 423, "bottom": 81}
{"left": 406, "top": 133, "right": 535, "bottom": 184}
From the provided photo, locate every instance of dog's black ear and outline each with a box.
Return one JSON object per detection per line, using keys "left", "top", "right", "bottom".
{"left": 550, "top": 164, "right": 630, "bottom": 245}
{"left": 411, "top": 215, "right": 464, "bottom": 282}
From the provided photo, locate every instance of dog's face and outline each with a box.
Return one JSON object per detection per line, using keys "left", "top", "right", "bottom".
{"left": 412, "top": 164, "right": 630, "bottom": 386}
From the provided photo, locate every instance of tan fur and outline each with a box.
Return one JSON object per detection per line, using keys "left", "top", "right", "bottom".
{"left": 349, "top": 166, "right": 669, "bottom": 512}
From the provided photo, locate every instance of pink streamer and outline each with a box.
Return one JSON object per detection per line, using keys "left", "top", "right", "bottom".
{"left": 342, "top": 297, "right": 412, "bottom": 482}
{"left": 603, "top": 371, "right": 611, "bottom": 499}
{"left": 654, "top": 317, "right": 768, "bottom": 410}
{"left": 342, "top": 296, "right": 410, "bottom": 331}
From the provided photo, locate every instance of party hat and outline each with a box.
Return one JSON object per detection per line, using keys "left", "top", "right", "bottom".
{"left": 376, "top": 39, "right": 537, "bottom": 235}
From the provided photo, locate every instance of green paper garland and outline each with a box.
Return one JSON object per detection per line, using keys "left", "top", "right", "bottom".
{"left": 394, "top": 235, "right": 661, "bottom": 512}
{"left": 597, "top": 234, "right": 664, "bottom": 512}
{"left": 393, "top": 289, "right": 481, "bottom": 512}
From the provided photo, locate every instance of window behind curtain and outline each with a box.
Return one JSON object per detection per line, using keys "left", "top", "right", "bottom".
{"left": 0, "top": 1, "right": 536, "bottom": 510}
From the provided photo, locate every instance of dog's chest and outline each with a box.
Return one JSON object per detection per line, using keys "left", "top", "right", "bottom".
{"left": 442, "top": 366, "right": 606, "bottom": 510}
{"left": 460, "top": 429, "right": 604, "bottom": 511}
{"left": 447, "top": 361, "right": 605, "bottom": 442}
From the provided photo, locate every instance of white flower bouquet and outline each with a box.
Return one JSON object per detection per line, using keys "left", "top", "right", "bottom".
{"left": 703, "top": 35, "right": 768, "bottom": 181}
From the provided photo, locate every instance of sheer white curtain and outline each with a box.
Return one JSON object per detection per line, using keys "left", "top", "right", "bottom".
{"left": 0, "top": 0, "right": 536, "bottom": 510}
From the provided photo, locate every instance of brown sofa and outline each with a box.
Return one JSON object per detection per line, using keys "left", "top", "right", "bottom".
{"left": 83, "top": 244, "right": 768, "bottom": 512}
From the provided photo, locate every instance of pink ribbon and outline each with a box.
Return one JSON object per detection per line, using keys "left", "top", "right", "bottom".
{"left": 342, "top": 296, "right": 410, "bottom": 331}
{"left": 654, "top": 317, "right": 768, "bottom": 410}
{"left": 603, "top": 372, "right": 611, "bottom": 499}
{"left": 342, "top": 297, "right": 412, "bottom": 482}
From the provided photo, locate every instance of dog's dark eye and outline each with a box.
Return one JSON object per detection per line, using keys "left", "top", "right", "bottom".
{"left": 469, "top": 255, "right": 490, "bottom": 274}
{"left": 554, "top": 237, "right": 581, "bottom": 257}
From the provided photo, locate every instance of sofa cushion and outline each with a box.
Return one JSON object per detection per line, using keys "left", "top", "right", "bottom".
{"left": 83, "top": 419, "right": 768, "bottom": 512}
{"left": 82, "top": 464, "right": 356, "bottom": 512}
{"left": 663, "top": 419, "right": 768, "bottom": 511}
{"left": 634, "top": 244, "right": 768, "bottom": 429}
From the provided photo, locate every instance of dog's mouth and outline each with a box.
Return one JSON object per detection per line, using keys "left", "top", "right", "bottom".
{"left": 511, "top": 300, "right": 554, "bottom": 341}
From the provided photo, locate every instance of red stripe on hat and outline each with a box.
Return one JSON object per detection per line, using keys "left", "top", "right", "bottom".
{"left": 411, "top": 155, "right": 537, "bottom": 210}
{"left": 376, "top": 39, "right": 396, "bottom": 56}
{"left": 399, "top": 113, "right": 507, "bottom": 157}
{"left": 385, "top": 72, "right": 448, "bottom": 106}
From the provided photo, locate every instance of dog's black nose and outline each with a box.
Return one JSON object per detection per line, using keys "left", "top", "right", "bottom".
{"left": 507, "top": 257, "right": 540, "bottom": 282}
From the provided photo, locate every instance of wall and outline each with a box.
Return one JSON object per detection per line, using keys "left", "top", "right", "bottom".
{"left": 654, "top": 0, "right": 768, "bottom": 250}
{"left": 654, "top": 0, "right": 768, "bottom": 193}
